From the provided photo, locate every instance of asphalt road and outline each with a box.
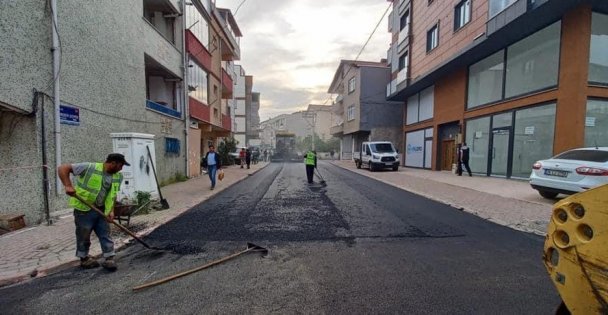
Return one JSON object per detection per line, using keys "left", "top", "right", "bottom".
{"left": 0, "top": 162, "right": 560, "bottom": 314}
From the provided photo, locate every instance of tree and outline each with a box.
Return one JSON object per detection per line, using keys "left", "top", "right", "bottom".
{"left": 218, "top": 137, "right": 238, "bottom": 165}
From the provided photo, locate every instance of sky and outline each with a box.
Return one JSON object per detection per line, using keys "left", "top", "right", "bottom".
{"left": 217, "top": 0, "right": 392, "bottom": 121}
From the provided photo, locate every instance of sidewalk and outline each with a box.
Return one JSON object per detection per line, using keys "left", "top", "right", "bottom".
{"left": 329, "top": 160, "right": 555, "bottom": 236}
{"left": 0, "top": 162, "right": 269, "bottom": 287}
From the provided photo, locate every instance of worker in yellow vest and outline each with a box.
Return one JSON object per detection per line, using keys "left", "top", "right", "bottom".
{"left": 304, "top": 149, "right": 317, "bottom": 184}
{"left": 57, "top": 153, "right": 128, "bottom": 271}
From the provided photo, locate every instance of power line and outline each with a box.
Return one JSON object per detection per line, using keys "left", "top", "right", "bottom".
{"left": 234, "top": 0, "right": 247, "bottom": 16}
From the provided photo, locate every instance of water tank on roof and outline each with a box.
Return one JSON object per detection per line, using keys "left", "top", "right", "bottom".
{"left": 110, "top": 133, "right": 159, "bottom": 202}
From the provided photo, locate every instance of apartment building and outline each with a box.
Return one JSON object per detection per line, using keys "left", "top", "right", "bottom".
{"left": 329, "top": 60, "right": 403, "bottom": 160}
{"left": 259, "top": 104, "right": 334, "bottom": 150}
{"left": 0, "top": 0, "right": 187, "bottom": 223}
{"left": 185, "top": 0, "right": 241, "bottom": 176}
{"left": 247, "top": 92, "right": 261, "bottom": 144}
{"left": 387, "top": 0, "right": 608, "bottom": 178}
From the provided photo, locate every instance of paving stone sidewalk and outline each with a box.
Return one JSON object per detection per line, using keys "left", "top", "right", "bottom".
{"left": 329, "top": 160, "right": 556, "bottom": 236}
{"left": 0, "top": 162, "right": 268, "bottom": 287}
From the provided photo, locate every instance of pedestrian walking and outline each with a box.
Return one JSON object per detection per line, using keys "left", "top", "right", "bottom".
{"left": 457, "top": 142, "right": 472, "bottom": 176}
{"left": 239, "top": 148, "right": 246, "bottom": 168}
{"left": 304, "top": 149, "right": 317, "bottom": 184}
{"left": 245, "top": 148, "right": 252, "bottom": 169}
{"left": 57, "top": 153, "right": 129, "bottom": 271}
{"left": 203, "top": 144, "right": 222, "bottom": 190}
{"left": 330, "top": 150, "right": 335, "bottom": 160}
{"left": 263, "top": 149, "right": 268, "bottom": 162}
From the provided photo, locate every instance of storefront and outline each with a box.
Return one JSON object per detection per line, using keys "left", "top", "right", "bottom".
{"left": 404, "top": 128, "right": 433, "bottom": 169}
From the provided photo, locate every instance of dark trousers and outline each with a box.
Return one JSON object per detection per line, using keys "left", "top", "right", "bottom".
{"left": 306, "top": 165, "right": 315, "bottom": 183}
{"left": 458, "top": 160, "right": 472, "bottom": 176}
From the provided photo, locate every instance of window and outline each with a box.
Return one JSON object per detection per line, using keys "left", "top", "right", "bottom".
{"left": 505, "top": 21, "right": 560, "bottom": 98}
{"left": 467, "top": 22, "right": 560, "bottom": 108}
{"left": 188, "top": 61, "right": 209, "bottom": 104}
{"left": 213, "top": 108, "right": 219, "bottom": 118}
{"left": 406, "top": 86, "right": 434, "bottom": 125}
{"left": 165, "top": 138, "right": 181, "bottom": 154}
{"left": 467, "top": 51, "right": 504, "bottom": 108}
{"left": 186, "top": 3, "right": 210, "bottom": 49}
{"left": 427, "top": 24, "right": 439, "bottom": 52}
{"left": 347, "top": 105, "right": 355, "bottom": 121}
{"left": 400, "top": 10, "right": 410, "bottom": 32}
{"left": 454, "top": 0, "right": 471, "bottom": 31}
{"left": 585, "top": 99, "right": 608, "bottom": 147}
{"left": 348, "top": 77, "right": 356, "bottom": 93}
{"left": 589, "top": 13, "right": 608, "bottom": 84}
{"left": 398, "top": 52, "right": 408, "bottom": 71}
{"left": 489, "top": 0, "right": 517, "bottom": 18}
{"left": 465, "top": 116, "right": 490, "bottom": 173}
{"left": 512, "top": 104, "right": 556, "bottom": 178}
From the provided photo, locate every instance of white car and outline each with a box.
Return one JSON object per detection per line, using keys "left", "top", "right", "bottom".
{"left": 529, "top": 147, "right": 608, "bottom": 199}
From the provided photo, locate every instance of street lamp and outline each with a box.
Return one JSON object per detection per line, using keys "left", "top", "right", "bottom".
{"left": 302, "top": 111, "right": 317, "bottom": 151}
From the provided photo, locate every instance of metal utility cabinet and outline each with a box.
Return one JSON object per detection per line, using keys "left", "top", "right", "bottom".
{"left": 111, "top": 133, "right": 159, "bottom": 201}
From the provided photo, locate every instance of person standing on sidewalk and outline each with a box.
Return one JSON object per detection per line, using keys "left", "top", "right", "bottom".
{"left": 239, "top": 148, "right": 246, "bottom": 169}
{"left": 203, "top": 144, "right": 222, "bottom": 190}
{"left": 458, "top": 142, "right": 472, "bottom": 176}
{"left": 304, "top": 149, "right": 317, "bottom": 184}
{"left": 57, "top": 153, "right": 129, "bottom": 271}
{"left": 245, "top": 148, "right": 252, "bottom": 169}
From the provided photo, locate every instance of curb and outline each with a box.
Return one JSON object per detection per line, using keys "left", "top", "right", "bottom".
{"left": 328, "top": 161, "right": 547, "bottom": 236}
{"left": 0, "top": 163, "right": 270, "bottom": 289}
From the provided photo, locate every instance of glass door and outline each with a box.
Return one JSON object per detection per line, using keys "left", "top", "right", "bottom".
{"left": 490, "top": 128, "right": 511, "bottom": 177}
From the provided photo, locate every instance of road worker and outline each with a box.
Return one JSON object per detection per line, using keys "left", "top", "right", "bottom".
{"left": 304, "top": 149, "right": 317, "bottom": 184}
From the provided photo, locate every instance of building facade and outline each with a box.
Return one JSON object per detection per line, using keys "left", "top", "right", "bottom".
{"left": 233, "top": 65, "right": 247, "bottom": 147}
{"left": 329, "top": 60, "right": 403, "bottom": 160}
{"left": 185, "top": 0, "right": 241, "bottom": 176}
{"left": 387, "top": 0, "right": 608, "bottom": 178}
{"left": 0, "top": 0, "right": 188, "bottom": 224}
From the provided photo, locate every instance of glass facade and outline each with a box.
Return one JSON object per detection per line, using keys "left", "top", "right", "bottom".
{"left": 505, "top": 22, "right": 560, "bottom": 98}
{"left": 589, "top": 13, "right": 608, "bottom": 84}
{"left": 465, "top": 116, "right": 490, "bottom": 174}
{"left": 489, "top": 0, "right": 517, "bottom": 18}
{"left": 467, "top": 51, "right": 504, "bottom": 108}
{"left": 188, "top": 61, "right": 209, "bottom": 103}
{"left": 512, "top": 104, "right": 556, "bottom": 178}
{"left": 585, "top": 99, "right": 608, "bottom": 147}
{"left": 186, "top": 4, "right": 210, "bottom": 49}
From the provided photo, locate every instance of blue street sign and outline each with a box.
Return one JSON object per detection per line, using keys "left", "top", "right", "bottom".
{"left": 60, "top": 104, "right": 80, "bottom": 126}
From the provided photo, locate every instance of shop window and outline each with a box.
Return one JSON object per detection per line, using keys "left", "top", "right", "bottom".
{"left": 467, "top": 51, "right": 504, "bottom": 108}
{"left": 512, "top": 104, "right": 556, "bottom": 178}
{"left": 465, "top": 116, "right": 490, "bottom": 174}
{"left": 585, "top": 99, "right": 608, "bottom": 147}
{"left": 589, "top": 13, "right": 608, "bottom": 84}
{"left": 505, "top": 21, "right": 560, "bottom": 98}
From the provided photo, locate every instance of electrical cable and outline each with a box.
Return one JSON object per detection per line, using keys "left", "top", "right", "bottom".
{"left": 45, "top": 0, "right": 62, "bottom": 93}
{"left": 234, "top": 0, "right": 247, "bottom": 16}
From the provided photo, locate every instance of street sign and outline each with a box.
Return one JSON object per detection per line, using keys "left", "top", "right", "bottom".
{"left": 60, "top": 104, "right": 80, "bottom": 126}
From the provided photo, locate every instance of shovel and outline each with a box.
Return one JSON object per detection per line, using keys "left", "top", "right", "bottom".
{"left": 73, "top": 195, "right": 164, "bottom": 251}
{"left": 146, "top": 145, "right": 170, "bottom": 210}
{"left": 133, "top": 243, "right": 268, "bottom": 291}
{"left": 314, "top": 168, "right": 327, "bottom": 185}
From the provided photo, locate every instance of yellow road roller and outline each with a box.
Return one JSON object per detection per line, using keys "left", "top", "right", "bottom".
{"left": 543, "top": 184, "right": 608, "bottom": 314}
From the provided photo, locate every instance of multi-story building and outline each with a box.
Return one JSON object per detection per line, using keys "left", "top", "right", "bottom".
{"left": 387, "top": 0, "right": 608, "bottom": 178}
{"left": 233, "top": 65, "right": 247, "bottom": 147}
{"left": 0, "top": 0, "right": 187, "bottom": 223}
{"left": 247, "top": 92, "right": 261, "bottom": 145}
{"left": 329, "top": 60, "right": 403, "bottom": 160}
{"left": 185, "top": 0, "right": 241, "bottom": 176}
{"left": 259, "top": 104, "right": 335, "bottom": 150}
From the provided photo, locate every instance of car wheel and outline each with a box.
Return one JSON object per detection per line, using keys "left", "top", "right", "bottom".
{"left": 369, "top": 162, "right": 375, "bottom": 172}
{"left": 538, "top": 190, "right": 559, "bottom": 199}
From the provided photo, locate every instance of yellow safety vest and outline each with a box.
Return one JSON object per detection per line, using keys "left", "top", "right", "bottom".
{"left": 69, "top": 163, "right": 122, "bottom": 215}
{"left": 305, "top": 152, "right": 316, "bottom": 166}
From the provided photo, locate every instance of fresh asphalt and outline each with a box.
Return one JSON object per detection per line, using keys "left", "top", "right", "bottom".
{"left": 0, "top": 162, "right": 560, "bottom": 314}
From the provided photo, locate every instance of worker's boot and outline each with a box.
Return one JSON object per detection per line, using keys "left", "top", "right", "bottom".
{"left": 80, "top": 256, "right": 100, "bottom": 269}
{"left": 101, "top": 257, "right": 118, "bottom": 271}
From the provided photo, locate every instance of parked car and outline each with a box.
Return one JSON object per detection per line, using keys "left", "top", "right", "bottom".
{"left": 529, "top": 147, "right": 608, "bottom": 199}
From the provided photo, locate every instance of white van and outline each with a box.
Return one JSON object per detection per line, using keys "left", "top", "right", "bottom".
{"left": 353, "top": 141, "right": 400, "bottom": 171}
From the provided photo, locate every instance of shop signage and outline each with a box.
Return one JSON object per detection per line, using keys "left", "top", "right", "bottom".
{"left": 524, "top": 126, "right": 535, "bottom": 135}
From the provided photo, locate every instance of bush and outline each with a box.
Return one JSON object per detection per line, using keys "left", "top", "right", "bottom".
{"left": 134, "top": 190, "right": 152, "bottom": 214}
{"left": 218, "top": 137, "right": 238, "bottom": 165}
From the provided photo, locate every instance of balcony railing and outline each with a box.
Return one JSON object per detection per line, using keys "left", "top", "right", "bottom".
{"left": 397, "top": 68, "right": 408, "bottom": 85}
{"left": 146, "top": 100, "right": 181, "bottom": 119}
{"left": 186, "top": 30, "right": 213, "bottom": 72}
{"left": 189, "top": 97, "right": 210, "bottom": 122}
{"left": 330, "top": 124, "right": 344, "bottom": 135}
{"left": 221, "top": 68, "right": 233, "bottom": 98}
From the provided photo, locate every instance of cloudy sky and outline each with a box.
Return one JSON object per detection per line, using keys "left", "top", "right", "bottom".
{"left": 217, "top": 0, "right": 392, "bottom": 121}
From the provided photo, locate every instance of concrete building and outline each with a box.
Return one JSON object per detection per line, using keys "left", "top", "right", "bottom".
{"left": 387, "top": 0, "right": 608, "bottom": 178}
{"left": 329, "top": 60, "right": 403, "bottom": 160}
{"left": 259, "top": 104, "right": 334, "bottom": 150}
{"left": 247, "top": 92, "right": 261, "bottom": 145}
{"left": 185, "top": 1, "right": 241, "bottom": 176}
{"left": 0, "top": 0, "right": 187, "bottom": 224}
{"left": 233, "top": 65, "right": 247, "bottom": 147}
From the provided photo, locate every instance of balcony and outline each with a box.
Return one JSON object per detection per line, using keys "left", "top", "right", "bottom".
{"left": 330, "top": 124, "right": 344, "bottom": 136}
{"left": 332, "top": 99, "right": 344, "bottom": 115}
{"left": 146, "top": 100, "right": 181, "bottom": 119}
{"left": 222, "top": 114, "right": 232, "bottom": 131}
{"left": 398, "top": 0, "right": 410, "bottom": 15}
{"left": 397, "top": 24, "right": 410, "bottom": 53}
{"left": 386, "top": 80, "right": 397, "bottom": 97}
{"left": 215, "top": 8, "right": 242, "bottom": 61}
{"left": 189, "top": 97, "right": 210, "bottom": 122}
{"left": 397, "top": 67, "right": 408, "bottom": 85}
{"left": 186, "top": 30, "right": 212, "bottom": 72}
{"left": 145, "top": 54, "right": 182, "bottom": 119}
{"left": 221, "top": 68, "right": 234, "bottom": 98}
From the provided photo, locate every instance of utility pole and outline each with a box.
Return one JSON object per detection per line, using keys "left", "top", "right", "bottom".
{"left": 302, "top": 111, "right": 317, "bottom": 151}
